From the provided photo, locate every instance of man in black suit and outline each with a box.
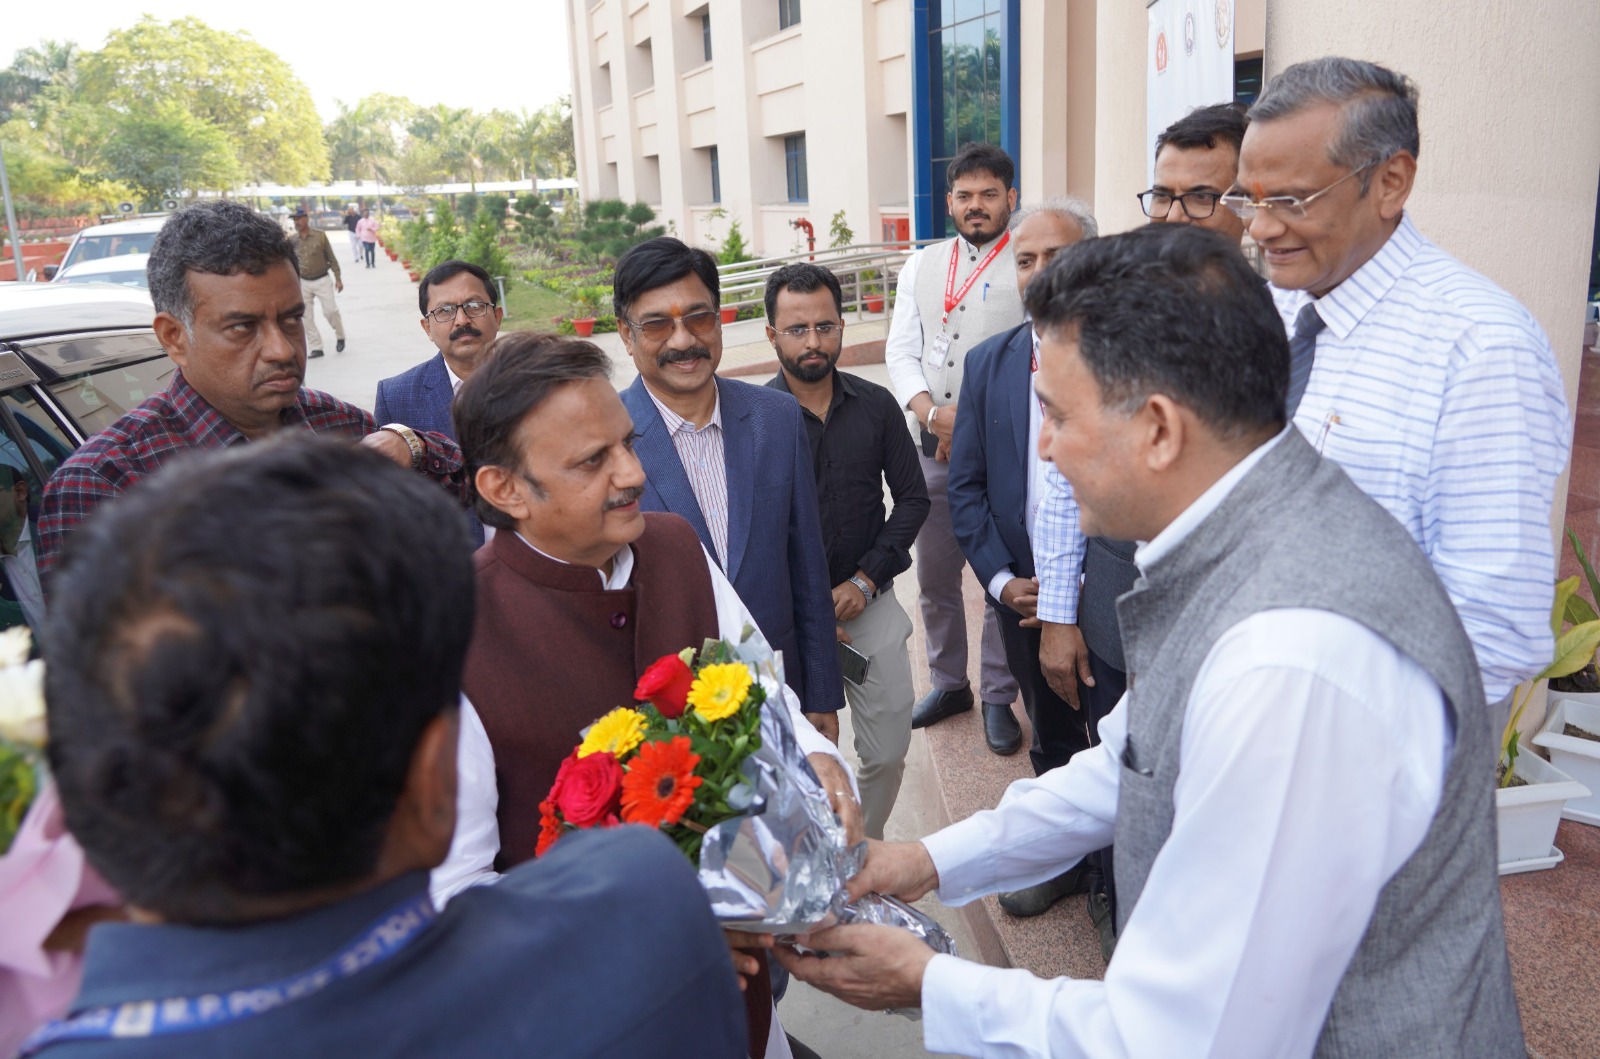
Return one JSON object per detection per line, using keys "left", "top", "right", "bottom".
{"left": 948, "top": 197, "right": 1099, "bottom": 914}
{"left": 34, "top": 435, "right": 745, "bottom": 1058}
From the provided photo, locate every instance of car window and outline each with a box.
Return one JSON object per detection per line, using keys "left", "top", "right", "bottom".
{"left": 0, "top": 389, "right": 73, "bottom": 634}
{"left": 60, "top": 231, "right": 159, "bottom": 272}
{"left": 48, "top": 356, "right": 175, "bottom": 437}
{"left": 58, "top": 269, "right": 148, "bottom": 289}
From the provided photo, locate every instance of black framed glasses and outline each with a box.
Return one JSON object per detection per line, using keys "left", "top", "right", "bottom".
{"left": 773, "top": 322, "right": 842, "bottom": 341}
{"left": 627, "top": 310, "right": 721, "bottom": 342}
{"left": 1136, "top": 189, "right": 1223, "bottom": 220}
{"left": 1220, "top": 160, "right": 1381, "bottom": 222}
{"left": 424, "top": 300, "right": 494, "bottom": 324}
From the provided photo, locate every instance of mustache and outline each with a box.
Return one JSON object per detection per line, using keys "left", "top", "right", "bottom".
{"left": 656, "top": 346, "right": 711, "bottom": 368}
{"left": 256, "top": 370, "right": 303, "bottom": 386}
{"left": 605, "top": 485, "right": 645, "bottom": 511}
{"left": 450, "top": 325, "right": 482, "bottom": 342}
{"left": 964, "top": 211, "right": 990, "bottom": 220}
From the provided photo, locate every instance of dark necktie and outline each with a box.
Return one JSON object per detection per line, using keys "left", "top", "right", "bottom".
{"left": 1286, "top": 302, "right": 1325, "bottom": 418}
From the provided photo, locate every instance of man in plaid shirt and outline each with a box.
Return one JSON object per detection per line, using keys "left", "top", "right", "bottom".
{"left": 38, "top": 200, "right": 471, "bottom": 575}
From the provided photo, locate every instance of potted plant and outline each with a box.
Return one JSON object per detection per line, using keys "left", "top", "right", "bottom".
{"left": 860, "top": 267, "right": 885, "bottom": 313}
{"left": 720, "top": 304, "right": 739, "bottom": 325}
{"left": 1495, "top": 573, "right": 1597, "bottom": 872}
{"left": 1532, "top": 696, "right": 1600, "bottom": 826}
{"left": 1546, "top": 528, "right": 1600, "bottom": 703}
{"left": 568, "top": 284, "right": 606, "bottom": 338}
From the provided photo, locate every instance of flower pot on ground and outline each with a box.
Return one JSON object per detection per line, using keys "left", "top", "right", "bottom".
{"left": 565, "top": 285, "right": 608, "bottom": 336}
{"left": 407, "top": 270, "right": 420, "bottom": 282}
{"left": 720, "top": 306, "right": 738, "bottom": 325}
{"left": 1532, "top": 697, "right": 1600, "bottom": 825}
{"left": 864, "top": 295, "right": 885, "bottom": 313}
{"left": 1496, "top": 752, "right": 1590, "bottom": 871}
{"left": 573, "top": 317, "right": 597, "bottom": 337}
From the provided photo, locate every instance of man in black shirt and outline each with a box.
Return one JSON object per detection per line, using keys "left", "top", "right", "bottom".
{"left": 766, "top": 264, "right": 930, "bottom": 839}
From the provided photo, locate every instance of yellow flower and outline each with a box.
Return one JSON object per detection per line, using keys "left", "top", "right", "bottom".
{"left": 688, "top": 663, "right": 754, "bottom": 723}
{"left": 577, "top": 707, "right": 647, "bottom": 759}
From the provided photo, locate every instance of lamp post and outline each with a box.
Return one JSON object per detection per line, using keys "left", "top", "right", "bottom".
{"left": 0, "top": 142, "right": 27, "bottom": 281}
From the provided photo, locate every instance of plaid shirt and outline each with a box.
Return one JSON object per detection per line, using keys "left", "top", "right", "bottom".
{"left": 39, "top": 370, "right": 468, "bottom": 575}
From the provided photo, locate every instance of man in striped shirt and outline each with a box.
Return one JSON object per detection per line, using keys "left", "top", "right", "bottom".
{"left": 1227, "top": 57, "right": 1570, "bottom": 706}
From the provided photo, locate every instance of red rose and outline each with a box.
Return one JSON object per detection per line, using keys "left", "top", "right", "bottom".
{"left": 635, "top": 654, "right": 695, "bottom": 719}
{"left": 548, "top": 751, "right": 623, "bottom": 828}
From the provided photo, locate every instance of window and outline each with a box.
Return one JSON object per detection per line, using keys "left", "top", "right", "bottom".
{"left": 924, "top": 1, "right": 1009, "bottom": 237}
{"left": 784, "top": 134, "right": 808, "bottom": 203}
{"left": 779, "top": 0, "right": 801, "bottom": 31}
{"left": 710, "top": 146, "right": 721, "bottom": 203}
{"left": 702, "top": 13, "right": 713, "bottom": 62}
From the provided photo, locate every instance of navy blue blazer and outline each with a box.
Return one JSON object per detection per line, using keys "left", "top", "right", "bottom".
{"left": 622, "top": 375, "right": 845, "bottom": 713}
{"left": 949, "top": 322, "right": 1036, "bottom": 603}
{"left": 375, "top": 353, "right": 484, "bottom": 546}
{"left": 54, "top": 828, "right": 747, "bottom": 1058}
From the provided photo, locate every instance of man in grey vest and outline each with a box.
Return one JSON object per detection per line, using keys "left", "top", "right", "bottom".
{"left": 885, "top": 143, "right": 1025, "bottom": 754}
{"left": 776, "top": 225, "right": 1523, "bottom": 1058}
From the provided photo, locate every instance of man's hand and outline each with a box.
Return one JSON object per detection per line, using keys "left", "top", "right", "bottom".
{"left": 832, "top": 582, "right": 866, "bottom": 623}
{"left": 999, "top": 576, "right": 1039, "bottom": 620}
{"left": 361, "top": 429, "right": 414, "bottom": 468}
{"left": 805, "top": 711, "right": 840, "bottom": 746}
{"left": 934, "top": 437, "right": 951, "bottom": 463}
{"left": 927, "top": 401, "right": 957, "bottom": 443}
{"left": 335, "top": 276, "right": 345, "bottom": 293}
{"left": 845, "top": 839, "right": 940, "bottom": 902}
{"left": 1039, "top": 621, "right": 1094, "bottom": 709}
{"left": 774, "top": 924, "right": 935, "bottom": 1011}
{"left": 808, "top": 752, "right": 864, "bottom": 847}
{"left": 835, "top": 624, "right": 853, "bottom": 645}
{"left": 723, "top": 929, "right": 774, "bottom": 992}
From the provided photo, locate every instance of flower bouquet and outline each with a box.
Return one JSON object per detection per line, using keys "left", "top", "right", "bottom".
{"left": 537, "top": 629, "right": 955, "bottom": 956}
{"left": 0, "top": 627, "right": 46, "bottom": 853}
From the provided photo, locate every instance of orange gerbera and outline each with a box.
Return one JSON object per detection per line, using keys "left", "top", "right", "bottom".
{"left": 535, "top": 799, "right": 564, "bottom": 857}
{"left": 621, "top": 736, "right": 703, "bottom": 828}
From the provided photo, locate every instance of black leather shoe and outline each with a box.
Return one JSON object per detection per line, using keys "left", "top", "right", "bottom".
{"left": 998, "top": 862, "right": 1092, "bottom": 916}
{"left": 1088, "top": 890, "right": 1118, "bottom": 962}
{"left": 308, "top": 349, "right": 324, "bottom": 358}
{"left": 911, "top": 684, "right": 974, "bottom": 729}
{"left": 335, "top": 338, "right": 346, "bottom": 353}
{"left": 982, "top": 701, "right": 1022, "bottom": 755}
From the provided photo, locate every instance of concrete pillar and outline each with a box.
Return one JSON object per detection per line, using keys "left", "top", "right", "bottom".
{"left": 1092, "top": 0, "right": 1148, "bottom": 235}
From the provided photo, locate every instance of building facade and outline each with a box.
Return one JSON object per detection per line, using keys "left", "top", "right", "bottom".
{"left": 568, "top": 0, "right": 913, "bottom": 258}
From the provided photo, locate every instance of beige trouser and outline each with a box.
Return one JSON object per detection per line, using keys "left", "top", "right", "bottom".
{"left": 300, "top": 273, "right": 344, "bottom": 353}
{"left": 841, "top": 588, "right": 916, "bottom": 839}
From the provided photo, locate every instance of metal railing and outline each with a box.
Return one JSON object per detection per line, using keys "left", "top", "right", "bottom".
{"left": 714, "top": 239, "right": 942, "bottom": 319}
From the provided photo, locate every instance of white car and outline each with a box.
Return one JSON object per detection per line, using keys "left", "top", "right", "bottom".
{"left": 53, "top": 253, "right": 152, "bottom": 290}
{"left": 46, "top": 216, "right": 168, "bottom": 281}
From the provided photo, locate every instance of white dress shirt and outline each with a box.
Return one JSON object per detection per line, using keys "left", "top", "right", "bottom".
{"left": 1, "top": 518, "right": 44, "bottom": 630}
{"left": 916, "top": 430, "right": 1451, "bottom": 1059}
{"left": 1276, "top": 213, "right": 1569, "bottom": 702}
{"left": 884, "top": 249, "right": 930, "bottom": 410}
{"left": 644, "top": 387, "right": 731, "bottom": 565}
{"left": 431, "top": 535, "right": 851, "bottom": 906}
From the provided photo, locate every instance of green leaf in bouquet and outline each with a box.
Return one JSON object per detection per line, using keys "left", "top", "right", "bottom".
{"left": 0, "top": 741, "right": 40, "bottom": 854}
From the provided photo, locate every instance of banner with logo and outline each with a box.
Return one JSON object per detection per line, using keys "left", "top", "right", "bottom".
{"left": 1146, "top": 0, "right": 1236, "bottom": 182}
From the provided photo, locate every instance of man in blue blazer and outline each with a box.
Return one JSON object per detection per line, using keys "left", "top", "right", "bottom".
{"left": 615, "top": 237, "right": 845, "bottom": 738}
{"left": 375, "top": 260, "right": 503, "bottom": 546}
{"left": 950, "top": 201, "right": 1099, "bottom": 776}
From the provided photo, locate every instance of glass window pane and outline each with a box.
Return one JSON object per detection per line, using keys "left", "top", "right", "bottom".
{"left": 48, "top": 357, "right": 177, "bottom": 439}
{"left": 954, "top": 0, "right": 985, "bottom": 23}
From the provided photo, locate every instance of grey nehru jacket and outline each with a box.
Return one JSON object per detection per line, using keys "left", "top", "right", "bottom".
{"left": 908, "top": 234, "right": 1023, "bottom": 408}
{"left": 1113, "top": 430, "right": 1522, "bottom": 1057}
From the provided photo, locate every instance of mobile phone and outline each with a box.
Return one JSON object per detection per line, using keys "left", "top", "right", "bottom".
{"left": 839, "top": 641, "right": 871, "bottom": 686}
{"left": 920, "top": 428, "right": 939, "bottom": 458}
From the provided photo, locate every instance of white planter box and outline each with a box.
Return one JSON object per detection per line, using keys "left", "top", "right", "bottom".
{"left": 1495, "top": 752, "right": 1589, "bottom": 872}
{"left": 1532, "top": 697, "right": 1600, "bottom": 825}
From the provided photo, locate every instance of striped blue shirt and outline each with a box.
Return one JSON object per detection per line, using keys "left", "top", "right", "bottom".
{"left": 1276, "top": 213, "right": 1570, "bottom": 702}
{"left": 1034, "top": 464, "right": 1086, "bottom": 625}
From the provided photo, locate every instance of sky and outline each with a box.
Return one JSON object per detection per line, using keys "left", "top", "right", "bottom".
{"left": 2, "top": 1, "right": 574, "bottom": 120}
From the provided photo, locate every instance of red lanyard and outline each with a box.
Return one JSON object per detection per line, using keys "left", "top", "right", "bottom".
{"left": 942, "top": 232, "right": 1010, "bottom": 329}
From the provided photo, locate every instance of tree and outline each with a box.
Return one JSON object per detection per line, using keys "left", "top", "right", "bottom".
{"left": 79, "top": 17, "right": 327, "bottom": 185}
{"left": 0, "top": 40, "right": 77, "bottom": 124}
{"left": 100, "top": 105, "right": 240, "bottom": 204}
{"left": 325, "top": 94, "right": 414, "bottom": 184}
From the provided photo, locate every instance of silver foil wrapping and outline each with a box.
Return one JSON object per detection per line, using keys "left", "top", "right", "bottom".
{"left": 695, "top": 640, "right": 957, "bottom": 972}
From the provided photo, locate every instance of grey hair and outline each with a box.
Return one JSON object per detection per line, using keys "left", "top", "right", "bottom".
{"left": 1010, "top": 195, "right": 1099, "bottom": 241}
{"left": 146, "top": 201, "right": 300, "bottom": 333}
{"left": 1249, "top": 57, "right": 1420, "bottom": 193}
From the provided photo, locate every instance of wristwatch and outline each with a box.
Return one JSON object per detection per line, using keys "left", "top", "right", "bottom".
{"left": 379, "top": 423, "right": 424, "bottom": 470}
{"left": 849, "top": 575, "right": 876, "bottom": 601}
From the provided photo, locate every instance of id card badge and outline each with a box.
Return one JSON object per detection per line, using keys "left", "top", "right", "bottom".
{"left": 928, "top": 330, "right": 952, "bottom": 368}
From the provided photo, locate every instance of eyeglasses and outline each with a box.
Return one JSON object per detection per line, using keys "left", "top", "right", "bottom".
{"left": 425, "top": 300, "right": 494, "bottom": 324}
{"left": 1135, "top": 189, "right": 1222, "bottom": 220}
{"left": 773, "top": 322, "right": 843, "bottom": 341}
{"left": 1220, "top": 160, "right": 1380, "bottom": 223}
{"left": 626, "top": 310, "right": 721, "bottom": 342}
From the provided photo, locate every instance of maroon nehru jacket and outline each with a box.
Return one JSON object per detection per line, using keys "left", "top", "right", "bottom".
{"left": 464, "top": 511, "right": 720, "bottom": 868}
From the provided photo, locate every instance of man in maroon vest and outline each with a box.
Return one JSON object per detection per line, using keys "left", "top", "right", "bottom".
{"left": 436, "top": 332, "right": 857, "bottom": 1059}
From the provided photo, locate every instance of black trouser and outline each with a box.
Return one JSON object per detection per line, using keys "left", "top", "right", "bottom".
{"left": 992, "top": 604, "right": 1094, "bottom": 776}
{"left": 1080, "top": 646, "right": 1127, "bottom": 922}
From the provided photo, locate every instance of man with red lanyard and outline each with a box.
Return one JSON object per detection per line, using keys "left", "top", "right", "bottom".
{"left": 884, "top": 144, "right": 1025, "bottom": 756}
